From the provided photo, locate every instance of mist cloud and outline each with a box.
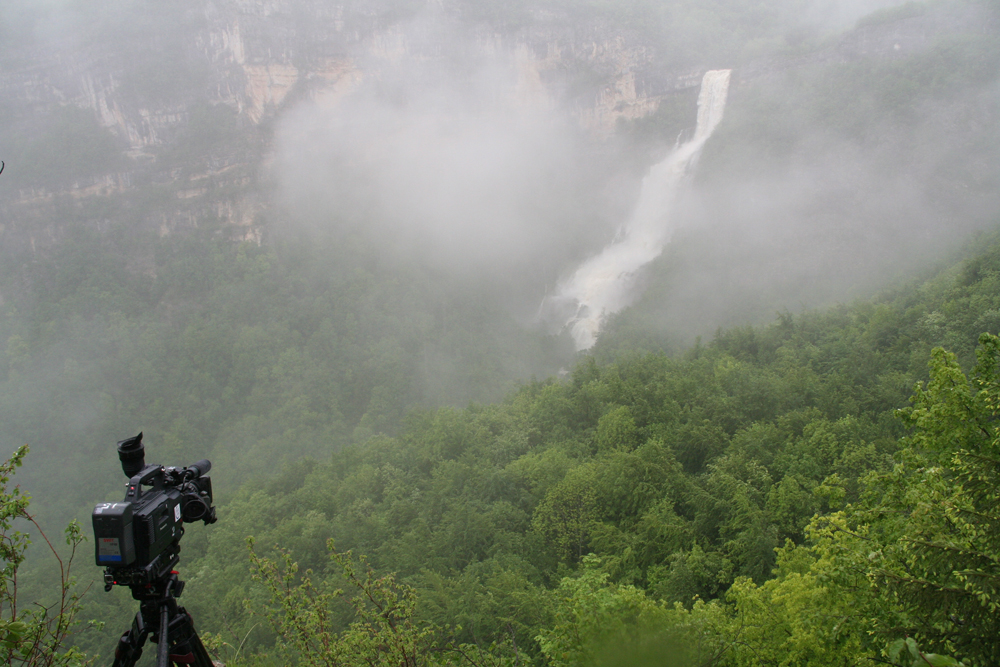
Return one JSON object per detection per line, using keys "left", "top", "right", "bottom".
{"left": 273, "top": 23, "right": 598, "bottom": 282}
{"left": 265, "top": 0, "right": 997, "bottom": 344}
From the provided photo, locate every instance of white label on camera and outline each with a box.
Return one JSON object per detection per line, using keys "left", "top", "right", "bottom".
{"left": 99, "top": 537, "right": 121, "bottom": 560}
{"left": 174, "top": 503, "right": 181, "bottom": 522}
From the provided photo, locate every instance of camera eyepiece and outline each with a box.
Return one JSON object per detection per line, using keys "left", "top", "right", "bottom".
{"left": 117, "top": 432, "right": 146, "bottom": 478}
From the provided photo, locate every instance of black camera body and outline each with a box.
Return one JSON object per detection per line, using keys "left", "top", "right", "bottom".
{"left": 93, "top": 433, "right": 216, "bottom": 589}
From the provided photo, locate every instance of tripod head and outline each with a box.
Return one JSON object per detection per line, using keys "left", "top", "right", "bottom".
{"left": 111, "top": 568, "right": 213, "bottom": 667}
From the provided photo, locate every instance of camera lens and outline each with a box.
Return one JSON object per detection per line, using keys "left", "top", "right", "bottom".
{"left": 117, "top": 433, "right": 146, "bottom": 478}
{"left": 181, "top": 495, "right": 209, "bottom": 522}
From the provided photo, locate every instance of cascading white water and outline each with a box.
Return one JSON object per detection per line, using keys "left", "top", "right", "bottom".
{"left": 554, "top": 69, "right": 731, "bottom": 350}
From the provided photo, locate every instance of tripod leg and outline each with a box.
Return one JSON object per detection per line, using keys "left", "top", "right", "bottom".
{"left": 164, "top": 606, "right": 215, "bottom": 667}
{"left": 158, "top": 602, "right": 170, "bottom": 667}
{"left": 173, "top": 628, "right": 214, "bottom": 667}
{"left": 111, "top": 610, "right": 148, "bottom": 667}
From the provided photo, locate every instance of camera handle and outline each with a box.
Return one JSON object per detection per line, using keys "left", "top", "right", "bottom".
{"left": 124, "top": 465, "right": 166, "bottom": 503}
{"left": 111, "top": 571, "right": 214, "bottom": 667}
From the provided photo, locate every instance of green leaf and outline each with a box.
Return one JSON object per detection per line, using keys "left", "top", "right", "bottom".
{"left": 905, "top": 637, "right": 920, "bottom": 661}
{"left": 918, "top": 654, "right": 962, "bottom": 667}
{"left": 888, "top": 639, "right": 907, "bottom": 664}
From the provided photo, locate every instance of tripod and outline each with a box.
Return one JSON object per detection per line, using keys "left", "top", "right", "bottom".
{"left": 111, "top": 571, "right": 214, "bottom": 667}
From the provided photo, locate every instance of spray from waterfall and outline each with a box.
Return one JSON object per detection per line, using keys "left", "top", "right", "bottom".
{"left": 551, "top": 69, "right": 731, "bottom": 350}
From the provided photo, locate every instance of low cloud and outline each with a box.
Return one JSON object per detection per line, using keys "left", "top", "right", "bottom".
{"left": 273, "top": 25, "right": 604, "bottom": 285}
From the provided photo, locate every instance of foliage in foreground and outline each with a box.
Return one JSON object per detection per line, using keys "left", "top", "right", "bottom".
{"left": 642, "top": 335, "right": 1000, "bottom": 666}
{"left": 0, "top": 446, "right": 91, "bottom": 666}
{"left": 239, "top": 537, "right": 521, "bottom": 667}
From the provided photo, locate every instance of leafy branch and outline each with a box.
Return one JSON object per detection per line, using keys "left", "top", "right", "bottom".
{"left": 1, "top": 445, "right": 92, "bottom": 667}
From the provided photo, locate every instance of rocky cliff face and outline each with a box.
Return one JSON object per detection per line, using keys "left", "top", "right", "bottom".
{"left": 0, "top": 0, "right": 993, "bottom": 248}
{"left": 1, "top": 2, "right": 684, "bottom": 243}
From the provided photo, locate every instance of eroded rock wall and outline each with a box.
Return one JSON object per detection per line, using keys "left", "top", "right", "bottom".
{"left": 1, "top": 0, "right": 993, "bottom": 247}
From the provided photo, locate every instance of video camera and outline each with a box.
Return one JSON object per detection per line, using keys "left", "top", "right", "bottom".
{"left": 92, "top": 433, "right": 216, "bottom": 590}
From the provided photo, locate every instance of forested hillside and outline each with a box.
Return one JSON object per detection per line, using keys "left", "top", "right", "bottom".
{"left": 1, "top": 223, "right": 572, "bottom": 507}
{"left": 27, "top": 227, "right": 994, "bottom": 666}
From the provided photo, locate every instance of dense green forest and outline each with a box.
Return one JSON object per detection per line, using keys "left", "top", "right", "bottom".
{"left": 178, "top": 230, "right": 1000, "bottom": 666}
{"left": 2, "top": 0, "right": 1000, "bottom": 665}
{"left": 9, "top": 227, "right": 1000, "bottom": 665}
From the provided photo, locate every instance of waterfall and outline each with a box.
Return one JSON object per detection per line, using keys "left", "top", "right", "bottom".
{"left": 553, "top": 69, "right": 731, "bottom": 350}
